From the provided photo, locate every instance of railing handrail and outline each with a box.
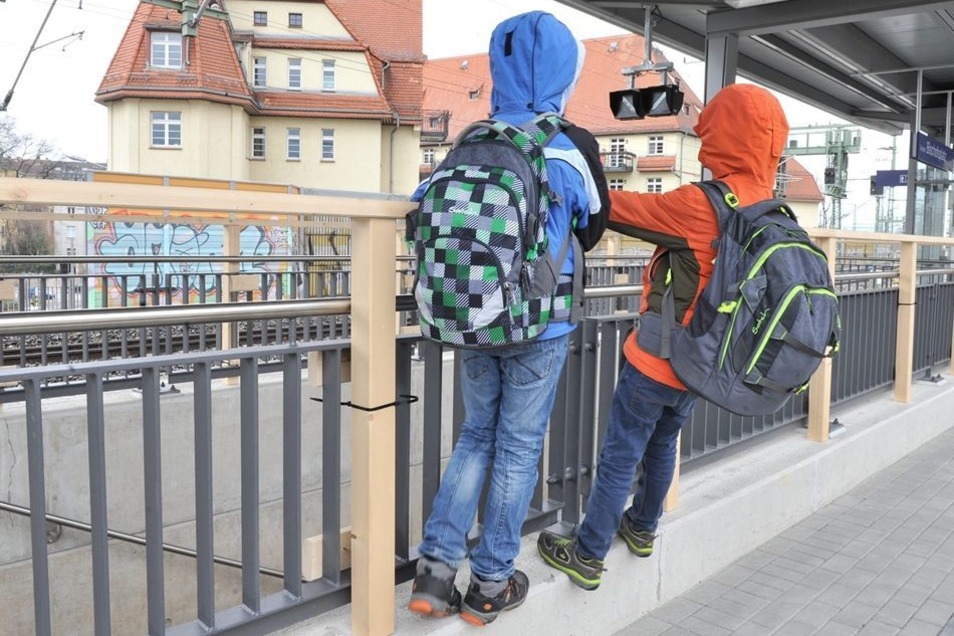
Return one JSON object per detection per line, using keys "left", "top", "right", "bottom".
{"left": 0, "top": 297, "right": 350, "bottom": 336}
{"left": 0, "top": 177, "right": 409, "bottom": 224}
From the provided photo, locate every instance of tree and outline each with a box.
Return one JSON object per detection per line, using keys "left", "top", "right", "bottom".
{"left": 0, "top": 116, "right": 60, "bottom": 273}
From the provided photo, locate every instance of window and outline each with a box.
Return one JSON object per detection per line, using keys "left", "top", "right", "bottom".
{"left": 288, "top": 12, "right": 302, "bottom": 28}
{"left": 423, "top": 148, "right": 435, "bottom": 165}
{"left": 609, "top": 178, "right": 626, "bottom": 191}
{"left": 251, "top": 127, "right": 265, "bottom": 159}
{"left": 647, "top": 178, "right": 663, "bottom": 193}
{"left": 321, "top": 129, "right": 335, "bottom": 161}
{"left": 288, "top": 58, "right": 301, "bottom": 90}
{"left": 648, "top": 136, "right": 664, "bottom": 155}
{"left": 253, "top": 11, "right": 267, "bottom": 26}
{"left": 253, "top": 57, "right": 266, "bottom": 88}
{"left": 150, "top": 32, "right": 182, "bottom": 69}
{"left": 151, "top": 111, "right": 181, "bottom": 147}
{"left": 287, "top": 128, "right": 300, "bottom": 160}
{"left": 322, "top": 59, "right": 336, "bottom": 92}
{"left": 609, "top": 137, "right": 627, "bottom": 167}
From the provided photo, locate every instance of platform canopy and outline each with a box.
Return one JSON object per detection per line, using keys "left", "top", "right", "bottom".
{"left": 555, "top": 0, "right": 954, "bottom": 137}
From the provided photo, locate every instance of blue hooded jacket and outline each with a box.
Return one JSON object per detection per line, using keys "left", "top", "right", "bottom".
{"left": 487, "top": 11, "right": 608, "bottom": 339}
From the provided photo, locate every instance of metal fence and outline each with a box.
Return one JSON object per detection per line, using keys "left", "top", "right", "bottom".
{"left": 2, "top": 268, "right": 953, "bottom": 634}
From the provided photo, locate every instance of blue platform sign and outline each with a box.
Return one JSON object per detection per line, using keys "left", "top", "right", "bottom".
{"left": 874, "top": 170, "right": 909, "bottom": 189}
{"left": 914, "top": 132, "right": 954, "bottom": 170}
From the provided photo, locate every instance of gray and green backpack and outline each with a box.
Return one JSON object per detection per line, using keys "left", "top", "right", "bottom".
{"left": 405, "top": 113, "right": 582, "bottom": 348}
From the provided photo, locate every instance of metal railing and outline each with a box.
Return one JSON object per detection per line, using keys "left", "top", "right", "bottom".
{"left": 4, "top": 177, "right": 954, "bottom": 635}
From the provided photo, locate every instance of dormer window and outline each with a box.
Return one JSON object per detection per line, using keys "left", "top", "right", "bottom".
{"left": 150, "top": 32, "right": 182, "bottom": 69}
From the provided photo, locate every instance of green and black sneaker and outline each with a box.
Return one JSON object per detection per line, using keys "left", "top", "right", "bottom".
{"left": 618, "top": 514, "right": 656, "bottom": 558}
{"left": 536, "top": 530, "right": 604, "bottom": 591}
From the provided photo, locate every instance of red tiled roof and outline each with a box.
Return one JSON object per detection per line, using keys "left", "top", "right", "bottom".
{"left": 423, "top": 34, "right": 704, "bottom": 141}
{"left": 781, "top": 157, "right": 825, "bottom": 202}
{"left": 324, "top": 0, "right": 423, "bottom": 62}
{"left": 636, "top": 156, "right": 677, "bottom": 172}
{"left": 97, "top": 3, "right": 253, "bottom": 107}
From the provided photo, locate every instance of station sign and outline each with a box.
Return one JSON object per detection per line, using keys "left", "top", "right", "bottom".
{"left": 913, "top": 133, "right": 954, "bottom": 171}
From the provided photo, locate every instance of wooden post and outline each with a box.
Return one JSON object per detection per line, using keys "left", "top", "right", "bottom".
{"left": 350, "top": 217, "right": 396, "bottom": 636}
{"left": 894, "top": 241, "right": 917, "bottom": 403}
{"left": 807, "top": 236, "right": 837, "bottom": 442}
{"left": 663, "top": 432, "right": 681, "bottom": 512}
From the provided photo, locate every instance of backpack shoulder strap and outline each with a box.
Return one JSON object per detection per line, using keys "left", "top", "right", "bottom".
{"left": 695, "top": 180, "right": 738, "bottom": 233}
{"left": 525, "top": 112, "right": 570, "bottom": 147}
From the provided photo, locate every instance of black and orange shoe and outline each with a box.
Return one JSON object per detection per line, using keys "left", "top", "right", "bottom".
{"left": 459, "top": 570, "right": 529, "bottom": 626}
{"left": 408, "top": 562, "right": 462, "bottom": 618}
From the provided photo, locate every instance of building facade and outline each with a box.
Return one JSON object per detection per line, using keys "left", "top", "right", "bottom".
{"left": 96, "top": 0, "right": 424, "bottom": 196}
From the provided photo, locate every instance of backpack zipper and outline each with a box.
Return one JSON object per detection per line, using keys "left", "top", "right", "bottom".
{"left": 430, "top": 170, "right": 531, "bottom": 253}
{"left": 717, "top": 242, "right": 830, "bottom": 370}
{"left": 745, "top": 286, "right": 838, "bottom": 375}
{"left": 422, "top": 233, "right": 514, "bottom": 305}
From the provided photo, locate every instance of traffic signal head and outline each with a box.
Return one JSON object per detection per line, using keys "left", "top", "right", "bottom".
{"left": 610, "top": 85, "right": 685, "bottom": 120}
{"left": 824, "top": 167, "right": 836, "bottom": 185}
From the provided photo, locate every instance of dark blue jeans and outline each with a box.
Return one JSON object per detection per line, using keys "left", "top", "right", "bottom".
{"left": 576, "top": 361, "right": 696, "bottom": 561}
{"left": 418, "top": 334, "right": 570, "bottom": 580}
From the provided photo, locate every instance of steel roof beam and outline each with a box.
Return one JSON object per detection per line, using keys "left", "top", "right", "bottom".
{"left": 707, "top": 0, "right": 954, "bottom": 37}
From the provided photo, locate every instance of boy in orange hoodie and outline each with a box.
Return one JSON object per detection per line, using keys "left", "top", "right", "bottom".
{"left": 538, "top": 83, "right": 790, "bottom": 589}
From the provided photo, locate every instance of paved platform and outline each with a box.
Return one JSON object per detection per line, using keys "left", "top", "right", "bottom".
{"left": 618, "top": 427, "right": 954, "bottom": 636}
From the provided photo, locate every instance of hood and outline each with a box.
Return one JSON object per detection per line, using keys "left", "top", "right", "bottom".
{"left": 694, "top": 84, "right": 790, "bottom": 188}
{"left": 489, "top": 11, "right": 585, "bottom": 117}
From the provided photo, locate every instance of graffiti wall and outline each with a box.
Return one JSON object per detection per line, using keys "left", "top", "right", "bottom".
{"left": 88, "top": 212, "right": 292, "bottom": 306}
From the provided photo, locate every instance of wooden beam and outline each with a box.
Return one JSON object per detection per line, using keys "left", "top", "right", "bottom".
{"left": 0, "top": 177, "right": 408, "bottom": 219}
{"left": 894, "top": 241, "right": 917, "bottom": 403}
{"left": 807, "top": 236, "right": 837, "bottom": 442}
{"left": 349, "top": 217, "right": 396, "bottom": 636}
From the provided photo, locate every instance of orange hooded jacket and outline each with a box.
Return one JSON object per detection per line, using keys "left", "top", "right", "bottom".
{"left": 608, "top": 84, "right": 790, "bottom": 390}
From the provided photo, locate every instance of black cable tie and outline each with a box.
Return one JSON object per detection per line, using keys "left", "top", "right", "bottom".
{"left": 309, "top": 393, "right": 419, "bottom": 412}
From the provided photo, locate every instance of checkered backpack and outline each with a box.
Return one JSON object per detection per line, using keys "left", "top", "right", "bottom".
{"left": 406, "top": 113, "right": 579, "bottom": 348}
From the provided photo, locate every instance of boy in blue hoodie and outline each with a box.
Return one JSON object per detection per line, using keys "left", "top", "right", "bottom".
{"left": 408, "top": 10, "right": 609, "bottom": 626}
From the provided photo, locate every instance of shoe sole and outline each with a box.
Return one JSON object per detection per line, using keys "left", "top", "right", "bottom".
{"left": 408, "top": 595, "right": 458, "bottom": 618}
{"left": 618, "top": 530, "right": 653, "bottom": 558}
{"left": 459, "top": 595, "right": 527, "bottom": 626}
{"left": 536, "top": 544, "right": 601, "bottom": 591}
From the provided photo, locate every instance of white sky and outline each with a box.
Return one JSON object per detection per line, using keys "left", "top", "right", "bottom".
{"left": 0, "top": 0, "right": 907, "bottom": 229}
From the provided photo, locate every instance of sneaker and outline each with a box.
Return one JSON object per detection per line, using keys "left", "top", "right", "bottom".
{"left": 459, "top": 570, "right": 529, "bottom": 626}
{"left": 618, "top": 514, "right": 656, "bottom": 557}
{"left": 536, "top": 530, "right": 603, "bottom": 591}
{"left": 408, "top": 563, "right": 462, "bottom": 618}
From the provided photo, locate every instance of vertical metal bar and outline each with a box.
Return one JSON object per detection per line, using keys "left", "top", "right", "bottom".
{"left": 421, "top": 340, "right": 443, "bottom": 522}
{"left": 394, "top": 340, "right": 413, "bottom": 560}
{"left": 141, "top": 367, "right": 166, "bottom": 636}
{"left": 86, "top": 373, "right": 112, "bottom": 635}
{"left": 562, "top": 329, "right": 583, "bottom": 524}
{"left": 193, "top": 362, "right": 215, "bottom": 629}
{"left": 24, "top": 379, "right": 52, "bottom": 636}
{"left": 548, "top": 351, "right": 569, "bottom": 513}
{"left": 283, "top": 352, "right": 303, "bottom": 597}
{"left": 322, "top": 349, "right": 342, "bottom": 584}
{"left": 240, "top": 357, "right": 261, "bottom": 612}
{"left": 578, "top": 320, "right": 599, "bottom": 502}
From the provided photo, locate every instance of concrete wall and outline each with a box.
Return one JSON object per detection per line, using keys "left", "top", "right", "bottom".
{"left": 0, "top": 354, "right": 457, "bottom": 635}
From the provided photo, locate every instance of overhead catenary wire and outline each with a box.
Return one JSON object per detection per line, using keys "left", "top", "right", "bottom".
{"left": 2, "top": 0, "right": 60, "bottom": 111}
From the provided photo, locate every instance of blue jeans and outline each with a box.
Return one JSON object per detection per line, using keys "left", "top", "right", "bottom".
{"left": 576, "top": 362, "right": 696, "bottom": 560}
{"left": 418, "top": 334, "right": 570, "bottom": 580}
